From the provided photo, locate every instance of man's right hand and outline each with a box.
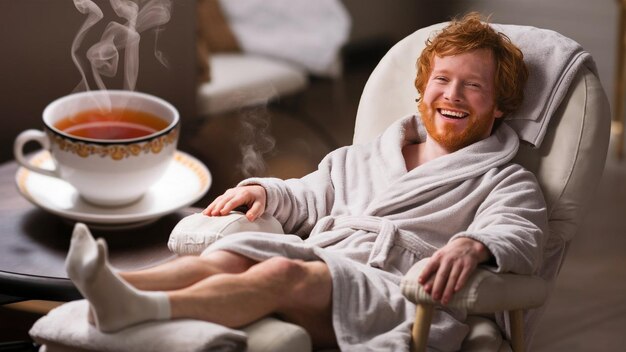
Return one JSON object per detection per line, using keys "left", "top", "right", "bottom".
{"left": 417, "top": 237, "right": 491, "bottom": 305}
{"left": 202, "top": 185, "right": 267, "bottom": 221}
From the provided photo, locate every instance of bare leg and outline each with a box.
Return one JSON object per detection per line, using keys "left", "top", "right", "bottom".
{"left": 277, "top": 260, "right": 337, "bottom": 349}
{"left": 121, "top": 250, "right": 258, "bottom": 291}
{"left": 169, "top": 257, "right": 337, "bottom": 349}
{"left": 67, "top": 224, "right": 336, "bottom": 346}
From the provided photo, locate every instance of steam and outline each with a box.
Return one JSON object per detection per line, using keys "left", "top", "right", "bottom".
{"left": 70, "top": 0, "right": 276, "bottom": 176}
{"left": 71, "top": 0, "right": 104, "bottom": 93}
{"left": 71, "top": 0, "right": 172, "bottom": 103}
{"left": 238, "top": 106, "right": 276, "bottom": 178}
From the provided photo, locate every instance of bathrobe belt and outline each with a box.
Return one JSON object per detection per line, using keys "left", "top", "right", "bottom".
{"left": 310, "top": 215, "right": 432, "bottom": 268}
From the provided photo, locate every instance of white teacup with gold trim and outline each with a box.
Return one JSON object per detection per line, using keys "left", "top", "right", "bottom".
{"left": 14, "top": 90, "right": 179, "bottom": 207}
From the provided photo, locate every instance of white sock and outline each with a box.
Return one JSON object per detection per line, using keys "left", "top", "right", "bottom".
{"left": 65, "top": 223, "right": 171, "bottom": 332}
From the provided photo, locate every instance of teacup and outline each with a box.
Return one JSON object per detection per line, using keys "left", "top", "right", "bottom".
{"left": 14, "top": 90, "right": 179, "bottom": 207}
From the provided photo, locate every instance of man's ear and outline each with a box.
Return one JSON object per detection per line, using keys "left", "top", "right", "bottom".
{"left": 494, "top": 108, "right": 504, "bottom": 119}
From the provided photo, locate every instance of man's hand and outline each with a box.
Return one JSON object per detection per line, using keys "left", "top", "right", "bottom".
{"left": 418, "top": 238, "right": 492, "bottom": 305}
{"left": 202, "top": 185, "right": 267, "bottom": 221}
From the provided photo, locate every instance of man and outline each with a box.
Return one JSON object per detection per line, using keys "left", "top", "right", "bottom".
{"left": 66, "top": 13, "right": 546, "bottom": 351}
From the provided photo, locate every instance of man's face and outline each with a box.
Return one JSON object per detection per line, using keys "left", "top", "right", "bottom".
{"left": 418, "top": 48, "right": 503, "bottom": 152}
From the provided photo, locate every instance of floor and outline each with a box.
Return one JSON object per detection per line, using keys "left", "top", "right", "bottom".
{"left": 2, "top": 47, "right": 625, "bottom": 351}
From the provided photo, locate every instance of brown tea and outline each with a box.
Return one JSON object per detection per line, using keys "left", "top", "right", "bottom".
{"left": 55, "top": 108, "right": 169, "bottom": 140}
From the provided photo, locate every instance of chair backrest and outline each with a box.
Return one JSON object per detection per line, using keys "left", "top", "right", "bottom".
{"left": 353, "top": 22, "right": 611, "bottom": 341}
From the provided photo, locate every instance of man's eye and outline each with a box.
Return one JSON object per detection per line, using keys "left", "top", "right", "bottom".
{"left": 434, "top": 76, "right": 448, "bottom": 82}
{"left": 466, "top": 82, "right": 481, "bottom": 88}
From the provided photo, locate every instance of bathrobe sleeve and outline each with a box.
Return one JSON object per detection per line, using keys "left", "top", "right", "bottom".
{"left": 450, "top": 165, "right": 548, "bottom": 275}
{"left": 238, "top": 152, "right": 338, "bottom": 237}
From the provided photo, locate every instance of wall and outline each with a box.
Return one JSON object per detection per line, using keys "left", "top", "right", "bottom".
{"left": 341, "top": 0, "right": 449, "bottom": 48}
{"left": 445, "top": 0, "right": 618, "bottom": 108}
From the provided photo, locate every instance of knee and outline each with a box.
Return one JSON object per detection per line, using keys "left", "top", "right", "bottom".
{"left": 256, "top": 257, "right": 307, "bottom": 283}
{"left": 254, "top": 258, "right": 331, "bottom": 299}
{"left": 255, "top": 258, "right": 332, "bottom": 315}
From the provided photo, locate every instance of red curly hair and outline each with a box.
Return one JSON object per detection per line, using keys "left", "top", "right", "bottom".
{"left": 415, "top": 12, "right": 528, "bottom": 116}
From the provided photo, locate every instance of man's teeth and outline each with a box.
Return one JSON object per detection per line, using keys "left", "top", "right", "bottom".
{"left": 439, "top": 109, "right": 468, "bottom": 118}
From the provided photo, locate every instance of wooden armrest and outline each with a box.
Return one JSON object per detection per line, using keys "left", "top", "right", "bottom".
{"left": 400, "top": 258, "right": 547, "bottom": 352}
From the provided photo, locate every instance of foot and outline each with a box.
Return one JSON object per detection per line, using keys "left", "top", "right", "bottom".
{"left": 65, "top": 223, "right": 99, "bottom": 283}
{"left": 65, "top": 223, "right": 171, "bottom": 332}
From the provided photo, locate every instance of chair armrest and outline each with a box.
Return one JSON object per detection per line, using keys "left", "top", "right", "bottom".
{"left": 400, "top": 258, "right": 548, "bottom": 313}
{"left": 168, "top": 212, "right": 284, "bottom": 256}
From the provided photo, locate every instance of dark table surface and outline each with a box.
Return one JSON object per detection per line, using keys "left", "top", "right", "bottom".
{"left": 0, "top": 159, "right": 198, "bottom": 302}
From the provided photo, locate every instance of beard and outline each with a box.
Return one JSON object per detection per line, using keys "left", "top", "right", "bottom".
{"left": 418, "top": 100, "right": 497, "bottom": 152}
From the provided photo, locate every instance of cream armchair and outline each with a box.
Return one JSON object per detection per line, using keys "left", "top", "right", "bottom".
{"left": 176, "top": 21, "right": 609, "bottom": 351}
{"left": 354, "top": 22, "right": 610, "bottom": 351}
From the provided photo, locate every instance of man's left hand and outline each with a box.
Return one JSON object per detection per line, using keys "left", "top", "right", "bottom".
{"left": 418, "top": 238, "right": 492, "bottom": 305}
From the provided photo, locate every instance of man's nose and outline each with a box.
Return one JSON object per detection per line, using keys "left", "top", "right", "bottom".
{"left": 443, "top": 82, "right": 463, "bottom": 102}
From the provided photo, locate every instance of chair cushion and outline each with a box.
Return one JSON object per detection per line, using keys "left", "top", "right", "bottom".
{"left": 30, "top": 300, "right": 247, "bottom": 352}
{"left": 461, "top": 316, "right": 511, "bottom": 352}
{"left": 168, "top": 212, "right": 284, "bottom": 255}
{"left": 243, "top": 317, "right": 311, "bottom": 352}
{"left": 218, "top": 0, "right": 350, "bottom": 77}
{"left": 197, "top": 53, "right": 308, "bottom": 115}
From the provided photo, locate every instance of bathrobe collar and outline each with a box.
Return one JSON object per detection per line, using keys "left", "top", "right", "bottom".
{"left": 367, "top": 114, "right": 520, "bottom": 215}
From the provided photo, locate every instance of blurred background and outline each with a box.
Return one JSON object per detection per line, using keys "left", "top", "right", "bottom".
{"left": 0, "top": 0, "right": 624, "bottom": 350}
{"left": 0, "top": 0, "right": 619, "bottom": 195}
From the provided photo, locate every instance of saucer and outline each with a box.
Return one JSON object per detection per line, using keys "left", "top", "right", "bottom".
{"left": 15, "top": 150, "right": 212, "bottom": 230}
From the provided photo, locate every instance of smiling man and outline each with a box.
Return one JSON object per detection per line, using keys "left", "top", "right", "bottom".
{"left": 418, "top": 49, "right": 502, "bottom": 152}
{"left": 65, "top": 13, "right": 546, "bottom": 352}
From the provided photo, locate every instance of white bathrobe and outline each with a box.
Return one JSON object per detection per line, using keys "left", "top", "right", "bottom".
{"left": 204, "top": 114, "right": 548, "bottom": 351}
